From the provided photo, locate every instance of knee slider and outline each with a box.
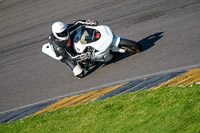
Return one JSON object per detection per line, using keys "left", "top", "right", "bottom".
{"left": 73, "top": 64, "right": 83, "bottom": 76}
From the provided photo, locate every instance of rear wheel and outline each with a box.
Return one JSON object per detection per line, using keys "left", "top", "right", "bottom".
{"left": 119, "top": 38, "right": 142, "bottom": 54}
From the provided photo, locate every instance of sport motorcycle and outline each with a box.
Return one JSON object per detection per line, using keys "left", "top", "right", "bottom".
{"left": 42, "top": 25, "right": 142, "bottom": 76}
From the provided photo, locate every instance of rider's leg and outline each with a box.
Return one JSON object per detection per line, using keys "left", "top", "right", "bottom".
{"left": 61, "top": 58, "right": 84, "bottom": 78}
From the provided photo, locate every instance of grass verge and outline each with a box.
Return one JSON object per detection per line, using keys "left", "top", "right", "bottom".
{"left": 0, "top": 84, "right": 200, "bottom": 133}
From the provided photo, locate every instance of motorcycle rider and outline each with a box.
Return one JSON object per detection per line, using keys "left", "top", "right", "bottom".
{"left": 48, "top": 20, "right": 98, "bottom": 78}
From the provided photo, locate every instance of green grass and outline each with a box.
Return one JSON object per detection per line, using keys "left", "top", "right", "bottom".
{"left": 0, "top": 84, "right": 200, "bottom": 133}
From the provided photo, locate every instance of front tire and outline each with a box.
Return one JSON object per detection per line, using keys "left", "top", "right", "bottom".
{"left": 119, "top": 38, "right": 142, "bottom": 54}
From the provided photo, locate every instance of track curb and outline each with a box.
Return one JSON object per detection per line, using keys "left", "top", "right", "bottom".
{"left": 0, "top": 66, "right": 199, "bottom": 123}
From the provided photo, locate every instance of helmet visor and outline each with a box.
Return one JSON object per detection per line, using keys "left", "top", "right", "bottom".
{"left": 56, "top": 29, "right": 69, "bottom": 37}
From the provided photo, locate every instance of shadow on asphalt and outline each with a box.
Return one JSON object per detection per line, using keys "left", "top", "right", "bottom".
{"left": 84, "top": 32, "right": 164, "bottom": 77}
{"left": 139, "top": 32, "right": 164, "bottom": 51}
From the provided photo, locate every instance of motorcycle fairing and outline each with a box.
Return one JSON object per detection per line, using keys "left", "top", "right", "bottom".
{"left": 74, "top": 25, "right": 113, "bottom": 53}
{"left": 73, "top": 25, "right": 125, "bottom": 62}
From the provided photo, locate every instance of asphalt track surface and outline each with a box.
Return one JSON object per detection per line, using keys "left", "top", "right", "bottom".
{"left": 0, "top": 0, "right": 200, "bottom": 113}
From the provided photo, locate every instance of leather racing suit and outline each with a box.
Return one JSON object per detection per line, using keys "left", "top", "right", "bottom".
{"left": 48, "top": 20, "right": 98, "bottom": 78}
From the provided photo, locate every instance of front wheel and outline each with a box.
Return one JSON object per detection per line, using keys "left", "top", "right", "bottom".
{"left": 118, "top": 38, "right": 142, "bottom": 54}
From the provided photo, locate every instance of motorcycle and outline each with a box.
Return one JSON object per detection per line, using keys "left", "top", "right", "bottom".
{"left": 42, "top": 25, "right": 142, "bottom": 77}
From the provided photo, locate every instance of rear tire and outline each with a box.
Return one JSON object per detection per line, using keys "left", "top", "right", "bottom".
{"left": 119, "top": 38, "right": 142, "bottom": 54}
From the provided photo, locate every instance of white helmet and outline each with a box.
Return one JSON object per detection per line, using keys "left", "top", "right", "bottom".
{"left": 52, "top": 22, "right": 69, "bottom": 41}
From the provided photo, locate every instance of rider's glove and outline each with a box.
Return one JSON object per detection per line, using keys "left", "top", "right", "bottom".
{"left": 79, "top": 52, "right": 91, "bottom": 61}
{"left": 85, "top": 20, "right": 98, "bottom": 26}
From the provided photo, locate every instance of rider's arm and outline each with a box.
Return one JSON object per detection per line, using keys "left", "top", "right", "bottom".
{"left": 66, "top": 46, "right": 92, "bottom": 61}
{"left": 48, "top": 34, "right": 66, "bottom": 57}
{"left": 68, "top": 20, "right": 98, "bottom": 32}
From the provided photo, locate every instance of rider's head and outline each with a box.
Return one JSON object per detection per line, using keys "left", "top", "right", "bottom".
{"left": 52, "top": 22, "right": 69, "bottom": 41}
